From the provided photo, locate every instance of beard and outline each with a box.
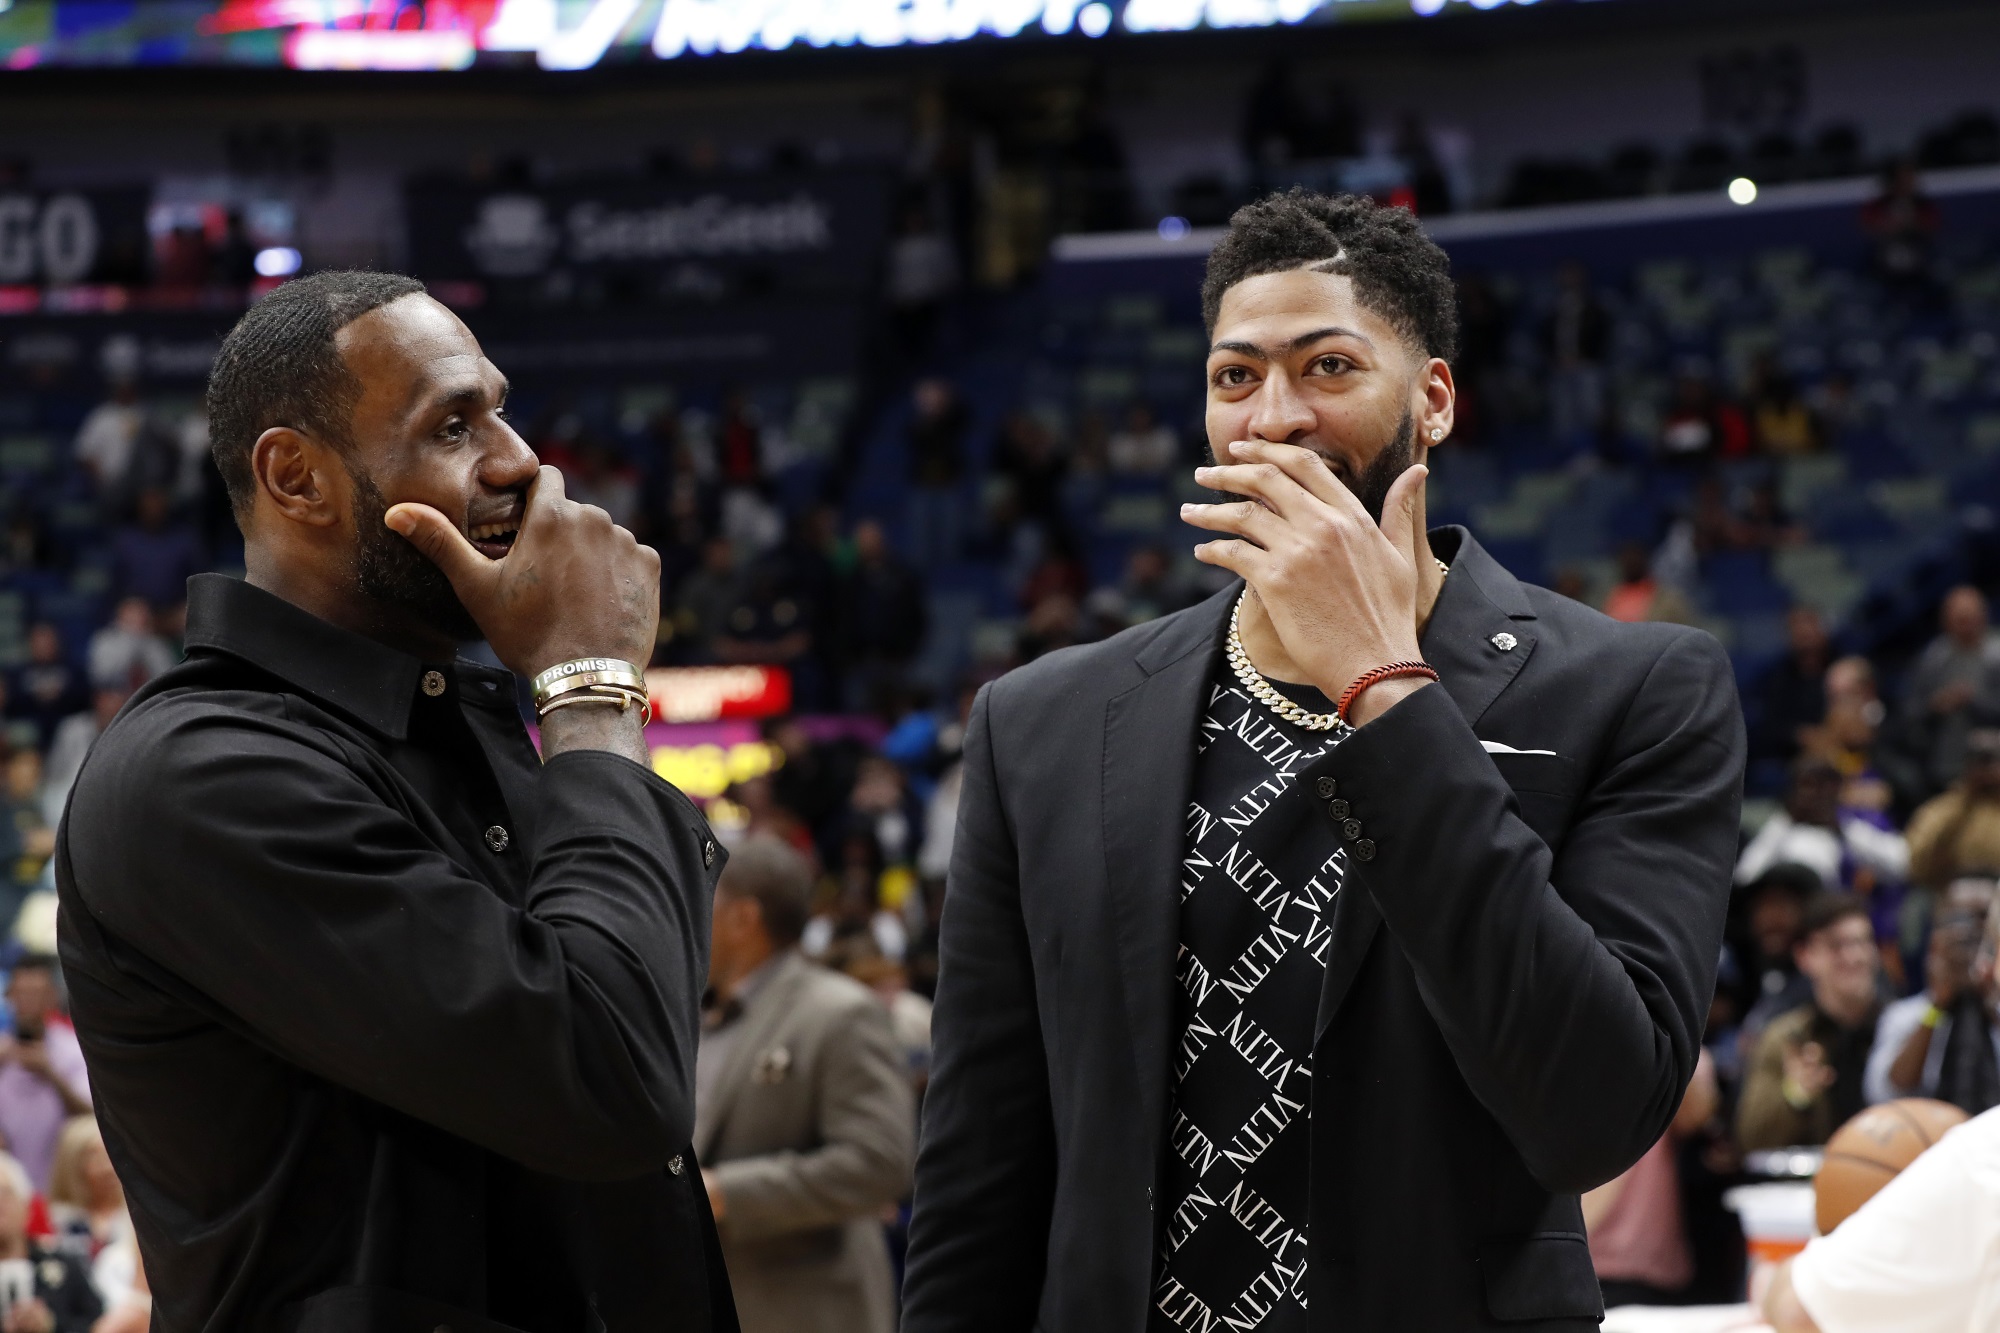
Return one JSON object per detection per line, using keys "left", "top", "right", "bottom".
{"left": 1204, "top": 405, "right": 1418, "bottom": 524}
{"left": 345, "top": 463, "right": 483, "bottom": 643}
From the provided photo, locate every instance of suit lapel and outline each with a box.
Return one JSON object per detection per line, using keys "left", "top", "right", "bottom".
{"left": 1102, "top": 587, "right": 1235, "bottom": 1142}
{"left": 694, "top": 951, "right": 809, "bottom": 1159}
{"left": 1313, "top": 528, "right": 1538, "bottom": 1042}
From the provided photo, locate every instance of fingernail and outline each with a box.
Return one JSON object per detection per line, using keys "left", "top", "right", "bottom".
{"left": 384, "top": 512, "right": 411, "bottom": 535}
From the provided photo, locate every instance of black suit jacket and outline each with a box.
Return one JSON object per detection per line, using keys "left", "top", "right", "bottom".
{"left": 902, "top": 528, "right": 1745, "bottom": 1333}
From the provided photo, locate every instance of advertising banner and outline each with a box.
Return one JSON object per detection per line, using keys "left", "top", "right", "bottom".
{"left": 405, "top": 172, "right": 893, "bottom": 303}
{"left": 0, "top": 189, "right": 151, "bottom": 289}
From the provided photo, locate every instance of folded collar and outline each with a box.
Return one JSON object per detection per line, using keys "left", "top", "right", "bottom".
{"left": 182, "top": 573, "right": 435, "bottom": 740}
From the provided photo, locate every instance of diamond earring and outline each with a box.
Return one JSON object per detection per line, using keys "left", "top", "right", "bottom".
{"left": 1429, "top": 427, "right": 1444, "bottom": 441}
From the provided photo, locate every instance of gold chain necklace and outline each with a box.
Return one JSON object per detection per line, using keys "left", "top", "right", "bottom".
{"left": 1225, "top": 558, "right": 1449, "bottom": 732}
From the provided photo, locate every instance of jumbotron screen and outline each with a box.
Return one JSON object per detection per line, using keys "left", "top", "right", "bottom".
{"left": 0, "top": 0, "right": 1613, "bottom": 70}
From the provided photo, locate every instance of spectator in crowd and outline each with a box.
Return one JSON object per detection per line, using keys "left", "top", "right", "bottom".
{"left": 86, "top": 598, "right": 174, "bottom": 694}
{"left": 1866, "top": 897, "right": 1998, "bottom": 1114}
{"left": 46, "top": 1116, "right": 138, "bottom": 1305}
{"left": 1762, "top": 1104, "right": 1999, "bottom": 1333}
{"left": 1755, "top": 608, "right": 1834, "bottom": 769}
{"left": 1119, "top": 544, "right": 1192, "bottom": 624}
{"left": 1902, "top": 584, "right": 2000, "bottom": 796}
{"left": 111, "top": 488, "right": 204, "bottom": 615}
{"left": 1544, "top": 260, "right": 1609, "bottom": 448}
{"left": 1658, "top": 372, "right": 1750, "bottom": 462}
{"left": 0, "top": 1151, "right": 100, "bottom": 1333}
{"left": 834, "top": 520, "right": 927, "bottom": 711}
{"left": 726, "top": 773, "right": 816, "bottom": 861}
{"left": 805, "top": 830, "right": 908, "bottom": 966}
{"left": 1739, "top": 894, "right": 1883, "bottom": 1151}
{"left": 1734, "top": 864, "right": 1820, "bottom": 1037}
{"left": 905, "top": 379, "right": 968, "bottom": 568}
{"left": 1861, "top": 157, "right": 1940, "bottom": 291}
{"left": 717, "top": 388, "right": 765, "bottom": 491}
{"left": 1602, "top": 542, "right": 1695, "bottom": 624}
{"left": 694, "top": 837, "right": 914, "bottom": 1333}
{"left": 886, "top": 199, "right": 960, "bottom": 357}
{"left": 0, "top": 958, "right": 89, "bottom": 1193}
{"left": 561, "top": 440, "right": 643, "bottom": 533}
{"left": 842, "top": 954, "right": 935, "bottom": 1095}
{"left": 4, "top": 626, "right": 86, "bottom": 752}
{"left": 714, "top": 561, "right": 816, "bottom": 686}
{"left": 1105, "top": 403, "right": 1177, "bottom": 476}
{"left": 40, "top": 689, "right": 127, "bottom": 829}
{"left": 1748, "top": 356, "right": 1822, "bottom": 455}
{"left": 1585, "top": 1050, "right": 1720, "bottom": 1308}
{"left": 1905, "top": 728, "right": 2000, "bottom": 890}
{"left": 992, "top": 412, "right": 1066, "bottom": 530}
{"left": 764, "top": 717, "right": 853, "bottom": 851}
{"left": 672, "top": 536, "right": 739, "bottom": 663}
{"left": 0, "top": 748, "right": 53, "bottom": 924}
{"left": 72, "top": 378, "right": 144, "bottom": 500}
{"left": 1736, "top": 756, "right": 1910, "bottom": 894}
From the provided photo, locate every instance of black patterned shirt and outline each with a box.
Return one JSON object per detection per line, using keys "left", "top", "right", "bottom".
{"left": 1149, "top": 671, "right": 1350, "bottom": 1333}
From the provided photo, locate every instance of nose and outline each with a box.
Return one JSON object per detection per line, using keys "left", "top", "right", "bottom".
{"left": 1247, "top": 371, "right": 1315, "bottom": 444}
{"left": 482, "top": 416, "right": 540, "bottom": 492}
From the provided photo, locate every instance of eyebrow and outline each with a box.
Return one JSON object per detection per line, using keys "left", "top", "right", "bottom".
{"left": 1209, "top": 326, "right": 1374, "bottom": 362}
{"left": 420, "top": 376, "right": 509, "bottom": 418}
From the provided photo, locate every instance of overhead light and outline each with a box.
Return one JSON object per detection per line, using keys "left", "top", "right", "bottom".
{"left": 1728, "top": 177, "right": 1758, "bottom": 206}
{"left": 1078, "top": 2, "right": 1113, "bottom": 35}
{"left": 1157, "top": 216, "right": 1190, "bottom": 240}
{"left": 254, "top": 247, "right": 303, "bottom": 278}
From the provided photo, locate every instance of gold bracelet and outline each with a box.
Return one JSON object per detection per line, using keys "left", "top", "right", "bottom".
{"left": 536, "top": 668, "right": 648, "bottom": 707}
{"left": 537, "top": 686, "right": 652, "bottom": 726}
{"left": 530, "top": 658, "right": 645, "bottom": 698}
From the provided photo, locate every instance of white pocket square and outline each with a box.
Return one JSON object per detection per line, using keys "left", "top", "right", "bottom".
{"left": 1482, "top": 740, "right": 1560, "bottom": 757}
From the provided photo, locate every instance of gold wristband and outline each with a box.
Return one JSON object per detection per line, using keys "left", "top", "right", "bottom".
{"left": 537, "top": 685, "right": 652, "bottom": 726}
{"left": 536, "top": 668, "right": 648, "bottom": 706}
{"left": 530, "top": 658, "right": 645, "bottom": 698}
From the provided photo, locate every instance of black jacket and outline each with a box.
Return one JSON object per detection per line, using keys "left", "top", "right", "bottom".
{"left": 56, "top": 575, "right": 737, "bottom": 1333}
{"left": 902, "top": 528, "right": 1744, "bottom": 1332}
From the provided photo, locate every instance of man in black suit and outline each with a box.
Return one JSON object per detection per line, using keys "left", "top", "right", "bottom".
{"left": 56, "top": 272, "right": 735, "bottom": 1332}
{"left": 902, "top": 192, "right": 1744, "bottom": 1332}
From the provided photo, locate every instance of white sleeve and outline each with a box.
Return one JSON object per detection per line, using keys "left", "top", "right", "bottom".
{"left": 1861, "top": 997, "right": 1931, "bottom": 1105}
{"left": 1735, "top": 814, "right": 1791, "bottom": 885}
{"left": 1841, "top": 817, "right": 1910, "bottom": 880}
{"left": 1790, "top": 1115, "right": 2000, "bottom": 1333}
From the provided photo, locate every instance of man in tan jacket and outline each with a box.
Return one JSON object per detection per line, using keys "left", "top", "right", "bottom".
{"left": 696, "top": 836, "right": 915, "bottom": 1333}
{"left": 1906, "top": 729, "right": 2000, "bottom": 889}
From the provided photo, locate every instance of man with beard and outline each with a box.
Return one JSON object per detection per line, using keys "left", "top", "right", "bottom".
{"left": 54, "top": 272, "right": 737, "bottom": 1333}
{"left": 902, "top": 192, "right": 1745, "bottom": 1332}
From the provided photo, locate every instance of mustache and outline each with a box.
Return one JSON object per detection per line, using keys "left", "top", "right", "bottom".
{"left": 1202, "top": 408, "right": 1415, "bottom": 525}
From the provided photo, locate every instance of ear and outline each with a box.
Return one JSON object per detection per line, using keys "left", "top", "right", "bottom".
{"left": 1419, "top": 356, "right": 1457, "bottom": 447}
{"left": 250, "top": 426, "right": 344, "bottom": 528}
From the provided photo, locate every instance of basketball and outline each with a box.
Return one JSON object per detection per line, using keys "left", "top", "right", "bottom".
{"left": 1814, "top": 1098, "right": 1970, "bottom": 1234}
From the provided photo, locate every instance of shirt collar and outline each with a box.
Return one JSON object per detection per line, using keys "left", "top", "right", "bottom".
{"left": 182, "top": 572, "right": 442, "bottom": 740}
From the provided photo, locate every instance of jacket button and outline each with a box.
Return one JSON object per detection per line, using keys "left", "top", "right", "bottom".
{"left": 1341, "top": 818, "right": 1362, "bottom": 841}
{"left": 1315, "top": 777, "right": 1337, "bottom": 800}
{"left": 421, "top": 670, "right": 447, "bottom": 697}
{"left": 484, "top": 825, "right": 509, "bottom": 853}
{"left": 1327, "top": 799, "right": 1350, "bottom": 820}
{"left": 668, "top": 1154, "right": 685, "bottom": 1175}
{"left": 1354, "top": 838, "right": 1377, "bottom": 861}
{"left": 702, "top": 839, "right": 717, "bottom": 868}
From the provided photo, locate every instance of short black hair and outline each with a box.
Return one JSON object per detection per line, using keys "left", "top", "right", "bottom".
{"left": 205, "top": 270, "right": 428, "bottom": 518}
{"left": 717, "top": 835, "right": 813, "bottom": 947}
{"left": 1201, "top": 189, "right": 1458, "bottom": 362}
{"left": 1799, "top": 892, "right": 1871, "bottom": 942}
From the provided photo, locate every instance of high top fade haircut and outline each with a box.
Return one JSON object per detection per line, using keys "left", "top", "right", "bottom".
{"left": 1200, "top": 189, "right": 1459, "bottom": 363}
{"left": 206, "top": 270, "right": 429, "bottom": 520}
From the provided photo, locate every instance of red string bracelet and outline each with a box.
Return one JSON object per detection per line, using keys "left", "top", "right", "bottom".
{"left": 1335, "top": 661, "right": 1440, "bottom": 724}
